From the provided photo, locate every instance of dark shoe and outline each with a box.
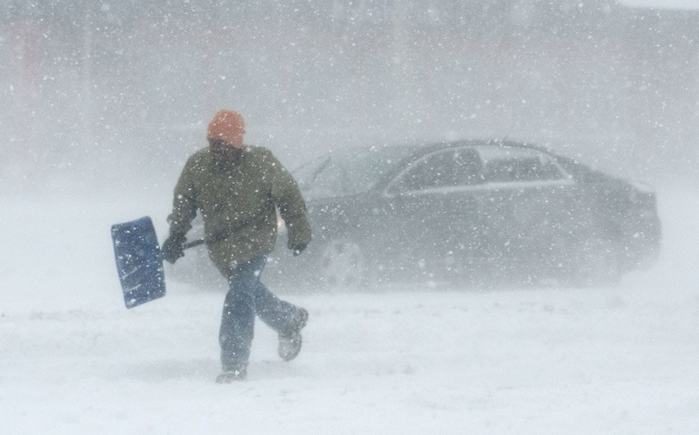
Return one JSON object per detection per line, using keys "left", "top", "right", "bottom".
{"left": 215, "top": 368, "right": 247, "bottom": 383}
{"left": 278, "top": 308, "right": 308, "bottom": 361}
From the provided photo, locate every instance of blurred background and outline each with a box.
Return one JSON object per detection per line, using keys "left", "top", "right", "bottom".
{"left": 1, "top": 0, "right": 698, "bottom": 194}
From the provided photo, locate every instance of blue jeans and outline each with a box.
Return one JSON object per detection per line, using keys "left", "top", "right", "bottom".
{"left": 219, "top": 256, "right": 299, "bottom": 372}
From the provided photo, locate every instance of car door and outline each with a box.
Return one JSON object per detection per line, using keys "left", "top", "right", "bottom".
{"left": 381, "top": 147, "right": 486, "bottom": 277}
{"left": 477, "top": 146, "right": 578, "bottom": 275}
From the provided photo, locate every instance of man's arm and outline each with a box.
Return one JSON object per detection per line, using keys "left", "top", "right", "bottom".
{"left": 163, "top": 158, "right": 199, "bottom": 263}
{"left": 269, "top": 152, "right": 312, "bottom": 253}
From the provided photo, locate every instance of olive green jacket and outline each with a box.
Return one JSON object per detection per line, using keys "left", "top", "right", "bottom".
{"left": 167, "top": 145, "right": 311, "bottom": 275}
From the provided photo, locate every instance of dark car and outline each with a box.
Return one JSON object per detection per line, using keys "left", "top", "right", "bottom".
{"left": 266, "top": 140, "right": 660, "bottom": 289}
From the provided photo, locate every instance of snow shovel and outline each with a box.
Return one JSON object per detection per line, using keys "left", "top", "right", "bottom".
{"left": 111, "top": 216, "right": 206, "bottom": 309}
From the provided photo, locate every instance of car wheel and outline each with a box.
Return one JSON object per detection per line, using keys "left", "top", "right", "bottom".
{"left": 317, "top": 238, "right": 368, "bottom": 291}
{"left": 569, "top": 237, "right": 622, "bottom": 287}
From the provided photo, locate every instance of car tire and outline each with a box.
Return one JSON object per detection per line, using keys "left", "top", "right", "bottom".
{"left": 317, "top": 238, "right": 369, "bottom": 292}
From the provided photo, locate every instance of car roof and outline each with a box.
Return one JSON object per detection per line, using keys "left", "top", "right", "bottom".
{"left": 356, "top": 139, "right": 555, "bottom": 160}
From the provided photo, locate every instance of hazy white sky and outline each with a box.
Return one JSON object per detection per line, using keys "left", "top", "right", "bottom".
{"left": 619, "top": 0, "right": 699, "bottom": 10}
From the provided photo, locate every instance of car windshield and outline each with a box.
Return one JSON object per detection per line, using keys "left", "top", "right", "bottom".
{"left": 293, "top": 146, "right": 418, "bottom": 199}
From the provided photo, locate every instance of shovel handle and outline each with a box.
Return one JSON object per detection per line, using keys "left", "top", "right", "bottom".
{"left": 183, "top": 239, "right": 205, "bottom": 249}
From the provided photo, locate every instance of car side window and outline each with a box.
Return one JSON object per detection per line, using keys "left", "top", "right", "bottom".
{"left": 481, "top": 149, "right": 564, "bottom": 183}
{"left": 392, "top": 148, "right": 484, "bottom": 193}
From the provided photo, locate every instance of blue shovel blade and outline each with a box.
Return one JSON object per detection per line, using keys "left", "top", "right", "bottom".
{"left": 111, "top": 216, "right": 166, "bottom": 309}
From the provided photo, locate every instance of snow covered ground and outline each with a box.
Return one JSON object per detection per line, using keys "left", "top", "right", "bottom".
{"left": 1, "top": 186, "right": 698, "bottom": 434}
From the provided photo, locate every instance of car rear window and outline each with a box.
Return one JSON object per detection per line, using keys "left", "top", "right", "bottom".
{"left": 479, "top": 147, "right": 565, "bottom": 182}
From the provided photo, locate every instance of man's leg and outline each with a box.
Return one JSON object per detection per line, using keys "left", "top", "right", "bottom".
{"left": 219, "top": 259, "right": 261, "bottom": 377}
{"left": 219, "top": 256, "right": 306, "bottom": 379}
{"left": 241, "top": 257, "right": 308, "bottom": 362}
{"left": 238, "top": 256, "right": 306, "bottom": 337}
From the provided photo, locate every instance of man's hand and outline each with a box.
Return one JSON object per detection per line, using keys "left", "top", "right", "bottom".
{"left": 162, "top": 233, "right": 186, "bottom": 264}
{"left": 290, "top": 243, "right": 307, "bottom": 257}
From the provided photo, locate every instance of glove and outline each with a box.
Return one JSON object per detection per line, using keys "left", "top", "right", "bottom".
{"left": 290, "top": 243, "right": 307, "bottom": 257}
{"left": 162, "top": 233, "right": 186, "bottom": 264}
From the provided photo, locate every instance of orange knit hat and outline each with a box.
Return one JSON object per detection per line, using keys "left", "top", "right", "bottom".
{"left": 207, "top": 110, "right": 245, "bottom": 144}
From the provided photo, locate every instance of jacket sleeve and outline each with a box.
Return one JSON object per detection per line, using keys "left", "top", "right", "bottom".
{"left": 167, "top": 156, "right": 198, "bottom": 237}
{"left": 268, "top": 152, "right": 312, "bottom": 249}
